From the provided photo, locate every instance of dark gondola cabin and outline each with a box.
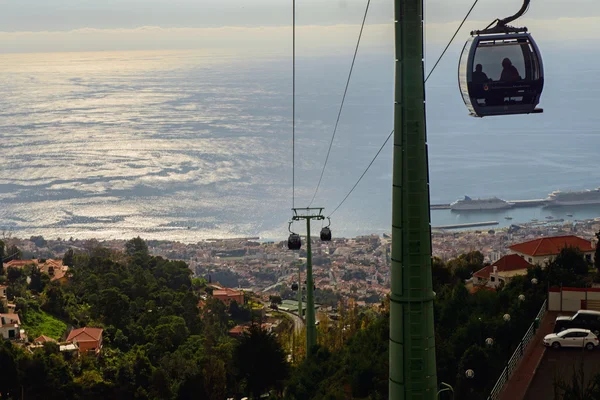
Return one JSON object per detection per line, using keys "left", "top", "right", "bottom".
{"left": 459, "top": 32, "right": 544, "bottom": 117}
{"left": 291, "top": 282, "right": 299, "bottom": 291}
{"left": 320, "top": 226, "right": 332, "bottom": 241}
{"left": 288, "top": 233, "right": 301, "bottom": 250}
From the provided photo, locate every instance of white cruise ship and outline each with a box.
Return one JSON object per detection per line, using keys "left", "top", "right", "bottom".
{"left": 545, "top": 188, "right": 600, "bottom": 207}
{"left": 450, "top": 196, "right": 514, "bottom": 211}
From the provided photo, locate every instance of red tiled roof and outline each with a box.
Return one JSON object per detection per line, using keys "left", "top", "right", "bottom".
{"left": 0, "top": 313, "right": 21, "bottom": 326}
{"left": 473, "top": 254, "right": 533, "bottom": 279}
{"left": 509, "top": 235, "right": 594, "bottom": 257}
{"left": 67, "top": 327, "right": 103, "bottom": 343}
{"left": 34, "top": 335, "right": 57, "bottom": 343}
{"left": 213, "top": 288, "right": 243, "bottom": 297}
{"left": 228, "top": 325, "right": 249, "bottom": 336}
{"left": 4, "top": 260, "right": 38, "bottom": 268}
{"left": 4, "top": 259, "right": 68, "bottom": 282}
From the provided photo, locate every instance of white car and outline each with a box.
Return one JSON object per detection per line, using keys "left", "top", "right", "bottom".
{"left": 543, "top": 328, "right": 599, "bottom": 350}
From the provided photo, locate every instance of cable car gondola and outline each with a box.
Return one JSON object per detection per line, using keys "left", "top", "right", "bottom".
{"left": 458, "top": 0, "right": 544, "bottom": 117}
{"left": 291, "top": 282, "right": 299, "bottom": 291}
{"left": 288, "top": 222, "right": 302, "bottom": 250}
{"left": 320, "top": 218, "right": 332, "bottom": 241}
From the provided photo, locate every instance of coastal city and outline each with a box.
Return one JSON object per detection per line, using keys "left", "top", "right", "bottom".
{"left": 5, "top": 216, "right": 600, "bottom": 306}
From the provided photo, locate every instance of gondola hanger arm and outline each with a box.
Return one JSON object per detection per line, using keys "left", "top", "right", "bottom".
{"left": 472, "top": 0, "right": 530, "bottom": 35}
{"left": 497, "top": 0, "right": 530, "bottom": 27}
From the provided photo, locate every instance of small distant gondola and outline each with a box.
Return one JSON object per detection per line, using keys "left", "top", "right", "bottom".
{"left": 288, "top": 222, "right": 302, "bottom": 250}
{"left": 458, "top": 0, "right": 544, "bottom": 117}
{"left": 288, "top": 233, "right": 301, "bottom": 250}
{"left": 291, "top": 282, "right": 299, "bottom": 291}
{"left": 320, "top": 218, "right": 332, "bottom": 241}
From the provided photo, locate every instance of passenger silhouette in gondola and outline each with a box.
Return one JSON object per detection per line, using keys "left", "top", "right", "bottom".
{"left": 472, "top": 64, "right": 492, "bottom": 105}
{"left": 500, "top": 58, "right": 521, "bottom": 82}
{"left": 472, "top": 64, "right": 490, "bottom": 84}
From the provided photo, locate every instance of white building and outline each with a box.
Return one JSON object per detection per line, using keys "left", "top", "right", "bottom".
{"left": 473, "top": 254, "right": 533, "bottom": 289}
{"left": 0, "top": 313, "right": 21, "bottom": 340}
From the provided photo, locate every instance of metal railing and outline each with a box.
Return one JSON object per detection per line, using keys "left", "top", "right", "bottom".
{"left": 487, "top": 299, "right": 547, "bottom": 400}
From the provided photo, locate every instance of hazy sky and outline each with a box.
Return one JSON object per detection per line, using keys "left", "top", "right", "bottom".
{"left": 0, "top": 0, "right": 598, "bottom": 53}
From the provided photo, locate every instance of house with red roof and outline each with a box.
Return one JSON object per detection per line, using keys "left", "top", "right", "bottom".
{"left": 472, "top": 254, "right": 533, "bottom": 289}
{"left": 34, "top": 335, "right": 57, "bottom": 344}
{"left": 4, "top": 259, "right": 69, "bottom": 283}
{"left": 213, "top": 288, "right": 244, "bottom": 306}
{"left": 66, "top": 327, "right": 103, "bottom": 355}
{"left": 0, "top": 313, "right": 21, "bottom": 340}
{"left": 508, "top": 235, "right": 594, "bottom": 265}
{"left": 228, "top": 325, "right": 249, "bottom": 338}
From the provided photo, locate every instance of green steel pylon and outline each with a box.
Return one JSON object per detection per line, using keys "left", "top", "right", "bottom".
{"left": 389, "top": 0, "right": 438, "bottom": 398}
{"left": 298, "top": 266, "right": 302, "bottom": 319}
{"left": 292, "top": 207, "right": 324, "bottom": 354}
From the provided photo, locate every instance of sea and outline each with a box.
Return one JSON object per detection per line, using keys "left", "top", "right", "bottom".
{"left": 1, "top": 43, "right": 600, "bottom": 242}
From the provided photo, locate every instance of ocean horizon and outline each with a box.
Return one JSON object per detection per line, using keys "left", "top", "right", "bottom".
{"left": 1, "top": 46, "right": 599, "bottom": 242}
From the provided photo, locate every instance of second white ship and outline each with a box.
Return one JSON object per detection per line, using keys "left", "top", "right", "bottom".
{"left": 545, "top": 188, "right": 600, "bottom": 207}
{"left": 450, "top": 196, "right": 514, "bottom": 211}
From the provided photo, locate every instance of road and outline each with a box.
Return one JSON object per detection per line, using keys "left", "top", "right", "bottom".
{"left": 524, "top": 347, "right": 600, "bottom": 399}
{"left": 261, "top": 274, "right": 293, "bottom": 293}
{"left": 279, "top": 309, "right": 305, "bottom": 334}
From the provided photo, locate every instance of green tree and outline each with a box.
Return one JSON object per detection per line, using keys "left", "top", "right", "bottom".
{"left": 0, "top": 240, "right": 5, "bottom": 275}
{"left": 269, "top": 295, "right": 282, "bottom": 305}
{"left": 0, "top": 340, "right": 18, "bottom": 398}
{"left": 595, "top": 231, "right": 600, "bottom": 269}
{"left": 462, "top": 251, "right": 485, "bottom": 269}
{"left": 234, "top": 324, "right": 289, "bottom": 398}
{"left": 432, "top": 257, "right": 453, "bottom": 290}
{"left": 229, "top": 300, "right": 251, "bottom": 322}
{"left": 27, "top": 265, "right": 45, "bottom": 293}
{"left": 98, "top": 288, "right": 130, "bottom": 327}
{"left": 29, "top": 235, "right": 47, "bottom": 247}
{"left": 62, "top": 248, "right": 75, "bottom": 267}
{"left": 191, "top": 277, "right": 207, "bottom": 291}
{"left": 42, "top": 281, "right": 66, "bottom": 317}
{"left": 125, "top": 237, "right": 149, "bottom": 258}
{"left": 7, "top": 266, "right": 25, "bottom": 285}
{"left": 5, "top": 244, "right": 22, "bottom": 261}
{"left": 447, "top": 257, "right": 471, "bottom": 280}
{"left": 548, "top": 247, "right": 589, "bottom": 286}
{"left": 455, "top": 345, "right": 490, "bottom": 400}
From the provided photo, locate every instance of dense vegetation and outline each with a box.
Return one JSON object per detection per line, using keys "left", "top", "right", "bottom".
{"left": 0, "top": 238, "right": 289, "bottom": 399}
{"left": 288, "top": 248, "right": 595, "bottom": 399}
{"left": 0, "top": 239, "right": 596, "bottom": 399}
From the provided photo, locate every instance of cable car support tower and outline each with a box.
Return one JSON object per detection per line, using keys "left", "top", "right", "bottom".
{"left": 289, "top": 208, "right": 325, "bottom": 353}
{"left": 390, "top": 0, "right": 437, "bottom": 398}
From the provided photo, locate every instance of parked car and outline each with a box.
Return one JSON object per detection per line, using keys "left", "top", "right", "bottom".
{"left": 554, "top": 310, "right": 600, "bottom": 335}
{"left": 544, "top": 328, "right": 599, "bottom": 350}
